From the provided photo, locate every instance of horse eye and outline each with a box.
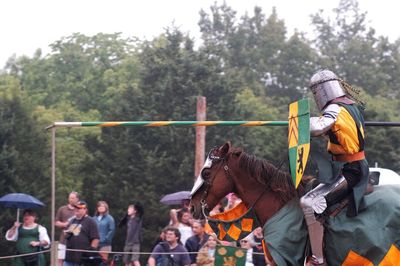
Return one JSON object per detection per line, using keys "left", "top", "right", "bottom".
{"left": 201, "top": 168, "right": 211, "bottom": 179}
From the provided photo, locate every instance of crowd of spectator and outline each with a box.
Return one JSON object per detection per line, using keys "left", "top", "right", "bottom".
{"left": 4, "top": 191, "right": 268, "bottom": 266}
{"left": 148, "top": 192, "right": 268, "bottom": 266}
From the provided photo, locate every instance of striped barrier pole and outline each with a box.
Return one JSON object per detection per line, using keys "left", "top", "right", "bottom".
{"left": 48, "top": 121, "right": 400, "bottom": 128}
{"left": 50, "top": 121, "right": 288, "bottom": 128}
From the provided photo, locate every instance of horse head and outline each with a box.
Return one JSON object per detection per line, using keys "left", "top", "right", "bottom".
{"left": 190, "top": 142, "right": 299, "bottom": 225}
{"left": 190, "top": 142, "right": 239, "bottom": 219}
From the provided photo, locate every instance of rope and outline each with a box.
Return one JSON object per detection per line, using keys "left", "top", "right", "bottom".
{"left": 65, "top": 247, "right": 265, "bottom": 256}
{"left": 65, "top": 248, "right": 192, "bottom": 255}
{"left": 0, "top": 249, "right": 50, "bottom": 260}
{"left": 0, "top": 245, "right": 265, "bottom": 261}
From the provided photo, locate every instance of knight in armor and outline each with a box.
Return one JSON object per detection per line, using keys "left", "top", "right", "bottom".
{"left": 300, "top": 69, "right": 369, "bottom": 265}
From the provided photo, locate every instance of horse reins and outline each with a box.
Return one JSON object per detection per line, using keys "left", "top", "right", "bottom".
{"left": 199, "top": 151, "right": 267, "bottom": 221}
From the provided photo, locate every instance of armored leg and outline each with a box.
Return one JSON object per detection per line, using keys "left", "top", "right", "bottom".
{"left": 300, "top": 176, "right": 349, "bottom": 264}
{"left": 324, "top": 176, "right": 350, "bottom": 206}
{"left": 301, "top": 185, "right": 326, "bottom": 264}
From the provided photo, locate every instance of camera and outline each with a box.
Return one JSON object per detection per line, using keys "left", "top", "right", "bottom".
{"left": 64, "top": 229, "right": 73, "bottom": 240}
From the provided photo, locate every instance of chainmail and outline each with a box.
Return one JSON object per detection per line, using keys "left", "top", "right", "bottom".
{"left": 339, "top": 79, "right": 366, "bottom": 109}
{"left": 309, "top": 74, "right": 366, "bottom": 110}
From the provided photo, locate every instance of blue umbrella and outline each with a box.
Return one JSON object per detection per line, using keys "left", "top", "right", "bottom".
{"left": 0, "top": 193, "right": 45, "bottom": 221}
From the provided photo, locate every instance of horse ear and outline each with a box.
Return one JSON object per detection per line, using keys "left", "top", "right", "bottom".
{"left": 220, "top": 142, "right": 231, "bottom": 156}
{"left": 233, "top": 149, "right": 242, "bottom": 157}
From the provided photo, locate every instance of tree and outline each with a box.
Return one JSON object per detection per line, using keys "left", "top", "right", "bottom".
{"left": 0, "top": 74, "right": 50, "bottom": 259}
{"left": 80, "top": 28, "right": 205, "bottom": 254}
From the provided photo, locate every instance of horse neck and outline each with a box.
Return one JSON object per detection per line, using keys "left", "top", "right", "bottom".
{"left": 231, "top": 167, "right": 288, "bottom": 226}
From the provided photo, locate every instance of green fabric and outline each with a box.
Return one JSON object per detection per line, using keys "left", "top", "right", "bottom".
{"left": 262, "top": 199, "right": 308, "bottom": 266}
{"left": 16, "top": 226, "right": 39, "bottom": 254}
{"left": 214, "top": 245, "right": 247, "bottom": 266}
{"left": 324, "top": 185, "right": 400, "bottom": 265}
{"left": 262, "top": 186, "right": 400, "bottom": 265}
{"left": 13, "top": 226, "right": 46, "bottom": 266}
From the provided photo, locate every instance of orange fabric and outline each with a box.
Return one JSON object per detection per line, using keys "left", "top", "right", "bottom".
{"left": 240, "top": 218, "right": 253, "bottom": 232}
{"left": 207, "top": 201, "right": 259, "bottom": 242}
{"left": 226, "top": 224, "right": 241, "bottom": 240}
{"left": 342, "top": 250, "right": 373, "bottom": 266}
{"left": 210, "top": 202, "right": 248, "bottom": 221}
{"left": 342, "top": 245, "right": 400, "bottom": 265}
{"left": 379, "top": 244, "right": 400, "bottom": 266}
{"left": 328, "top": 107, "right": 362, "bottom": 155}
{"left": 333, "top": 151, "right": 365, "bottom": 162}
{"left": 204, "top": 222, "right": 213, "bottom": 234}
{"left": 218, "top": 223, "right": 226, "bottom": 239}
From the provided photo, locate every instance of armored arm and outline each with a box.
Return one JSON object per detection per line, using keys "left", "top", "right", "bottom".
{"left": 310, "top": 104, "right": 340, "bottom": 136}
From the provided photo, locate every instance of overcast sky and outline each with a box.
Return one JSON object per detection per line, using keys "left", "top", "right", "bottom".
{"left": 1, "top": 0, "right": 399, "bottom": 67}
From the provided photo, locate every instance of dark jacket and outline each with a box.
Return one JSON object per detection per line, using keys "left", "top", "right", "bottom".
{"left": 184, "top": 234, "right": 209, "bottom": 264}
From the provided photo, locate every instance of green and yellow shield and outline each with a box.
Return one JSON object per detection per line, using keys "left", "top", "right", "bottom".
{"left": 288, "top": 99, "right": 310, "bottom": 188}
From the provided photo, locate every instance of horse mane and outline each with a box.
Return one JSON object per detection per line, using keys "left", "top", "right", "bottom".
{"left": 237, "top": 149, "right": 303, "bottom": 203}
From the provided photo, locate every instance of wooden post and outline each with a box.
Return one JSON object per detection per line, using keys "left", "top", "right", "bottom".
{"left": 195, "top": 96, "right": 206, "bottom": 179}
{"left": 51, "top": 127, "right": 56, "bottom": 266}
{"left": 51, "top": 241, "right": 59, "bottom": 266}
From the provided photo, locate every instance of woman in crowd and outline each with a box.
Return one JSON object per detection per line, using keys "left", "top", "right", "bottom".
{"left": 239, "top": 237, "right": 255, "bottom": 266}
{"left": 239, "top": 234, "right": 267, "bottom": 266}
{"left": 196, "top": 234, "right": 219, "bottom": 266}
{"left": 95, "top": 200, "right": 115, "bottom": 262}
{"left": 5, "top": 209, "right": 50, "bottom": 266}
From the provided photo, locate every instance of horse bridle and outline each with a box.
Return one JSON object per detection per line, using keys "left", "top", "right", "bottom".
{"left": 198, "top": 149, "right": 235, "bottom": 217}
{"left": 198, "top": 148, "right": 268, "bottom": 222}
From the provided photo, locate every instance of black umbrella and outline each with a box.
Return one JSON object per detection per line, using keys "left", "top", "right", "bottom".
{"left": 160, "top": 191, "right": 191, "bottom": 206}
{"left": 0, "top": 193, "right": 45, "bottom": 220}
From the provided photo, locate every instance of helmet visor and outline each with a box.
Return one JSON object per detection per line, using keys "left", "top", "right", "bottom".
{"left": 311, "top": 80, "right": 344, "bottom": 110}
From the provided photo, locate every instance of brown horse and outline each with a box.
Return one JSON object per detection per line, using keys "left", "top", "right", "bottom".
{"left": 190, "top": 142, "right": 400, "bottom": 266}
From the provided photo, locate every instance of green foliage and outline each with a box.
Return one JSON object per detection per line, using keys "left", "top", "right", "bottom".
{"left": 0, "top": 75, "right": 50, "bottom": 259}
{"left": 310, "top": 0, "right": 400, "bottom": 98}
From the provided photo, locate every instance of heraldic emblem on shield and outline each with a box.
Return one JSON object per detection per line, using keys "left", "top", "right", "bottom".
{"left": 288, "top": 99, "right": 310, "bottom": 188}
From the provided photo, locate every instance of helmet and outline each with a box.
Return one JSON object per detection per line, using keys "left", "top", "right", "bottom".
{"left": 309, "top": 70, "right": 345, "bottom": 111}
